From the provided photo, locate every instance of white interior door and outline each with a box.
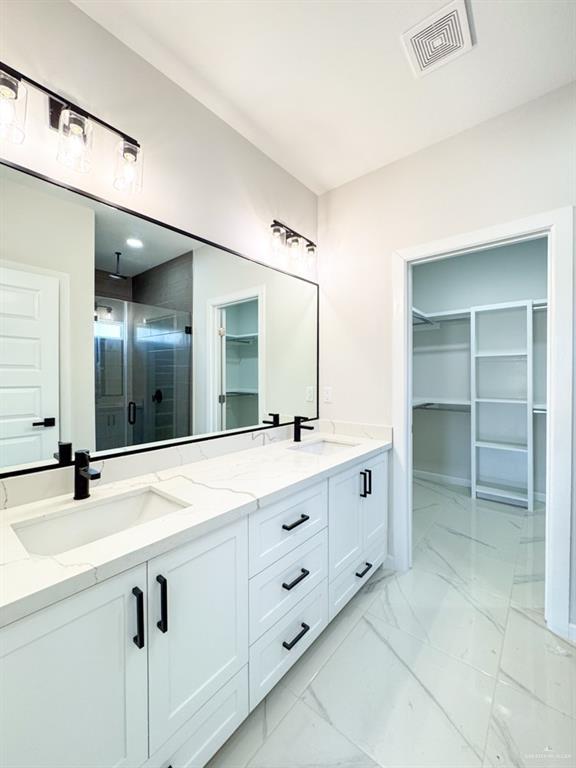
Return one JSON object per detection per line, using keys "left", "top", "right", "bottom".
{"left": 0, "top": 266, "right": 60, "bottom": 468}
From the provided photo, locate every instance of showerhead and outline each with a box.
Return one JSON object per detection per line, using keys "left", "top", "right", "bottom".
{"left": 108, "top": 251, "right": 127, "bottom": 280}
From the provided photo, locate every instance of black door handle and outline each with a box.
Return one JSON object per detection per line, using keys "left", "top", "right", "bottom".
{"left": 127, "top": 401, "right": 136, "bottom": 425}
{"left": 282, "top": 622, "right": 310, "bottom": 650}
{"left": 132, "top": 587, "right": 145, "bottom": 649}
{"left": 156, "top": 575, "right": 168, "bottom": 633}
{"left": 355, "top": 562, "right": 373, "bottom": 579}
{"left": 366, "top": 469, "right": 373, "bottom": 495}
{"left": 282, "top": 514, "right": 310, "bottom": 531}
{"left": 360, "top": 471, "right": 368, "bottom": 498}
{"left": 282, "top": 568, "right": 310, "bottom": 591}
{"left": 32, "top": 417, "right": 56, "bottom": 427}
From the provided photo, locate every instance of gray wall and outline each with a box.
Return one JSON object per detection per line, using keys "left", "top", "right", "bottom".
{"left": 132, "top": 252, "right": 193, "bottom": 312}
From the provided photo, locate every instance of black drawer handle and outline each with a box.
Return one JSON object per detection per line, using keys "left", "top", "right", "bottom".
{"left": 282, "top": 568, "right": 310, "bottom": 591}
{"left": 282, "top": 514, "right": 310, "bottom": 531}
{"left": 366, "top": 468, "right": 373, "bottom": 495}
{"left": 156, "top": 574, "right": 168, "bottom": 633}
{"left": 356, "top": 562, "right": 373, "bottom": 579}
{"left": 360, "top": 471, "right": 368, "bottom": 498}
{"left": 282, "top": 622, "right": 310, "bottom": 651}
{"left": 132, "top": 587, "right": 145, "bottom": 649}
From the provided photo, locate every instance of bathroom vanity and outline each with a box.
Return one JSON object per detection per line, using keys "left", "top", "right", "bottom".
{"left": 0, "top": 433, "right": 391, "bottom": 768}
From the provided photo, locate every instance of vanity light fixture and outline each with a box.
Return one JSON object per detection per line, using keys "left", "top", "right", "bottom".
{"left": 0, "top": 60, "right": 143, "bottom": 191}
{"left": 57, "top": 108, "right": 93, "bottom": 173}
{"left": 0, "top": 68, "right": 27, "bottom": 144}
{"left": 270, "top": 220, "right": 317, "bottom": 259}
{"left": 126, "top": 237, "right": 143, "bottom": 249}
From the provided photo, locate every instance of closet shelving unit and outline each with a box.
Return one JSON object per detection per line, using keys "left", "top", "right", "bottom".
{"left": 413, "top": 300, "right": 547, "bottom": 511}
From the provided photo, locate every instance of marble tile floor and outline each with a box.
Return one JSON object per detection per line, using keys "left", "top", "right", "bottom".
{"left": 207, "top": 479, "right": 575, "bottom": 768}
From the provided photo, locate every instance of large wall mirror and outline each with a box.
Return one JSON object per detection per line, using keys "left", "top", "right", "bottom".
{"left": 0, "top": 163, "right": 318, "bottom": 475}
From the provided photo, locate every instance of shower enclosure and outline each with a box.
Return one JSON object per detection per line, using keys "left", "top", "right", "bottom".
{"left": 94, "top": 297, "right": 192, "bottom": 450}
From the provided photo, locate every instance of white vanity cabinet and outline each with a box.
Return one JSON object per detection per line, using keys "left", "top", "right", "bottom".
{"left": 0, "top": 564, "right": 149, "bottom": 768}
{"left": 328, "top": 453, "right": 389, "bottom": 619}
{"left": 147, "top": 520, "right": 248, "bottom": 754}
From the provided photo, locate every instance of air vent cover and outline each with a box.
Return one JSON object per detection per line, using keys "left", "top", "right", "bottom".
{"left": 402, "top": 0, "right": 473, "bottom": 77}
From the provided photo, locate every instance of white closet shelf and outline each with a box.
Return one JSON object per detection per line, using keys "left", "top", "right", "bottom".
{"left": 413, "top": 397, "right": 471, "bottom": 407}
{"left": 475, "top": 440, "right": 528, "bottom": 453}
{"left": 476, "top": 397, "right": 527, "bottom": 405}
{"left": 476, "top": 484, "right": 528, "bottom": 504}
{"left": 474, "top": 351, "right": 527, "bottom": 358}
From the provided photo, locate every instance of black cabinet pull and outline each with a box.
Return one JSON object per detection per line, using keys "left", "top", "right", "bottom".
{"left": 156, "top": 575, "right": 168, "bottom": 633}
{"left": 132, "top": 587, "right": 145, "bottom": 649}
{"left": 355, "top": 562, "right": 373, "bottom": 579}
{"left": 282, "top": 622, "right": 310, "bottom": 651}
{"left": 128, "top": 401, "right": 136, "bottom": 425}
{"left": 360, "top": 471, "right": 368, "bottom": 498}
{"left": 282, "top": 568, "right": 310, "bottom": 591}
{"left": 366, "top": 469, "right": 373, "bottom": 495}
{"left": 282, "top": 514, "right": 310, "bottom": 531}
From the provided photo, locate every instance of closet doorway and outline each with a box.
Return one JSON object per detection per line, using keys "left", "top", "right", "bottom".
{"left": 391, "top": 209, "right": 574, "bottom": 641}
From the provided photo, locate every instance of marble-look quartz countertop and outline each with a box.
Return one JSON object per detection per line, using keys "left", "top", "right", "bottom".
{"left": 0, "top": 433, "right": 391, "bottom": 628}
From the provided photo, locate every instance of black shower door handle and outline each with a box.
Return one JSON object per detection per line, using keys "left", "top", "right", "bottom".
{"left": 128, "top": 401, "right": 136, "bottom": 425}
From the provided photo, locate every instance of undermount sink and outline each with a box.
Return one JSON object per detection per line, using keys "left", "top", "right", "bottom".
{"left": 289, "top": 439, "right": 359, "bottom": 456}
{"left": 13, "top": 487, "right": 187, "bottom": 556}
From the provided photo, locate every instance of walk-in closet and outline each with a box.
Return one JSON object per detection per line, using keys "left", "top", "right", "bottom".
{"left": 412, "top": 238, "right": 547, "bottom": 511}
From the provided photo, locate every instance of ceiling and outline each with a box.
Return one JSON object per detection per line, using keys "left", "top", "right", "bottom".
{"left": 73, "top": 0, "right": 576, "bottom": 194}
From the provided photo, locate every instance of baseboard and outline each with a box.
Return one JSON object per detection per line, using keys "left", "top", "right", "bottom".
{"left": 413, "top": 469, "right": 470, "bottom": 489}
{"left": 413, "top": 470, "right": 547, "bottom": 504}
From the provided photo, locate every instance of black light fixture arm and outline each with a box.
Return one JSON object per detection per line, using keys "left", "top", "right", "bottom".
{"left": 271, "top": 219, "right": 316, "bottom": 250}
{"left": 0, "top": 60, "right": 140, "bottom": 147}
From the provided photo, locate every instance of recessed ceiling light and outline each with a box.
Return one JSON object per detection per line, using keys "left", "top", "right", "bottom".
{"left": 126, "top": 237, "right": 143, "bottom": 248}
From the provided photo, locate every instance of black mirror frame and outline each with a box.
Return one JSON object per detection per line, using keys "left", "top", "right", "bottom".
{"left": 0, "top": 159, "right": 319, "bottom": 479}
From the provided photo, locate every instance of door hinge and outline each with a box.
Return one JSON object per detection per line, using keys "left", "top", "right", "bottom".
{"left": 185, "top": 325, "right": 192, "bottom": 335}
{"left": 218, "top": 327, "right": 226, "bottom": 337}
{"left": 218, "top": 394, "right": 226, "bottom": 404}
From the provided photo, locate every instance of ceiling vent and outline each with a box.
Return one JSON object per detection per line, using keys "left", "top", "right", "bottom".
{"left": 402, "top": 0, "right": 473, "bottom": 77}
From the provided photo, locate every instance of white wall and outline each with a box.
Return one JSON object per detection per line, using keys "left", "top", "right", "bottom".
{"left": 0, "top": 0, "right": 317, "bottom": 282}
{"left": 0, "top": 171, "right": 95, "bottom": 451}
{"left": 318, "top": 82, "right": 576, "bottom": 620}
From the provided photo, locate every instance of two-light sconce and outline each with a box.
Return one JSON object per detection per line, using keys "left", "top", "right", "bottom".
{"left": 270, "top": 220, "right": 317, "bottom": 259}
{"left": 0, "top": 62, "right": 143, "bottom": 193}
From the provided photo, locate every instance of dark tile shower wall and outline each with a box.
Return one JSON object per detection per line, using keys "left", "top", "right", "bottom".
{"left": 132, "top": 251, "right": 193, "bottom": 312}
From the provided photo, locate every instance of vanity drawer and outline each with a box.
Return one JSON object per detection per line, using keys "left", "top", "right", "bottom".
{"left": 249, "top": 482, "right": 328, "bottom": 576}
{"left": 249, "top": 580, "right": 328, "bottom": 709}
{"left": 328, "top": 539, "right": 386, "bottom": 621}
{"left": 249, "top": 530, "right": 328, "bottom": 643}
{"left": 152, "top": 667, "right": 248, "bottom": 768}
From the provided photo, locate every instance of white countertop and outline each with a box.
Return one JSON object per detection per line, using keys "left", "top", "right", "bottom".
{"left": 0, "top": 433, "right": 391, "bottom": 628}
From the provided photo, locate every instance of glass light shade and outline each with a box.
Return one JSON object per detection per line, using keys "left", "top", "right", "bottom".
{"left": 114, "top": 140, "right": 142, "bottom": 192}
{"left": 0, "top": 72, "right": 27, "bottom": 144}
{"left": 287, "top": 235, "right": 301, "bottom": 250}
{"left": 306, "top": 242, "right": 316, "bottom": 257}
{"left": 57, "top": 109, "right": 93, "bottom": 172}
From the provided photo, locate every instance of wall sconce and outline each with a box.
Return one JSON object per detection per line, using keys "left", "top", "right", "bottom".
{"left": 270, "top": 220, "right": 317, "bottom": 259}
{"left": 0, "top": 60, "right": 143, "bottom": 193}
{"left": 0, "top": 69, "right": 27, "bottom": 144}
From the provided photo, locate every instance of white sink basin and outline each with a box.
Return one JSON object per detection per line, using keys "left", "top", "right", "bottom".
{"left": 13, "top": 487, "right": 187, "bottom": 556}
{"left": 289, "top": 439, "right": 359, "bottom": 456}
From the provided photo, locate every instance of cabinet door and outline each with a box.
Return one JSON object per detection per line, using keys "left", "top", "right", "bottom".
{"left": 363, "top": 453, "right": 389, "bottom": 552}
{"left": 0, "top": 566, "right": 148, "bottom": 768}
{"left": 147, "top": 519, "right": 248, "bottom": 755}
{"left": 328, "top": 464, "right": 363, "bottom": 580}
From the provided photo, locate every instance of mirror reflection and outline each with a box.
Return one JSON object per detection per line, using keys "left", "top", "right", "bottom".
{"left": 0, "top": 164, "right": 318, "bottom": 472}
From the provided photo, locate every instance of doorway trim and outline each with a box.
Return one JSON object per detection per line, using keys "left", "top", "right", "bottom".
{"left": 205, "top": 285, "right": 266, "bottom": 433}
{"left": 391, "top": 207, "right": 574, "bottom": 640}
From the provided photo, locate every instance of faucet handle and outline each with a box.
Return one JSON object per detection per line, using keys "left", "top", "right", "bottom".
{"left": 263, "top": 413, "right": 280, "bottom": 427}
{"left": 295, "top": 416, "right": 314, "bottom": 430}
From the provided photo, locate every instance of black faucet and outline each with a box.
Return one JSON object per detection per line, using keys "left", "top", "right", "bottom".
{"left": 53, "top": 441, "right": 73, "bottom": 466}
{"left": 293, "top": 416, "right": 314, "bottom": 442}
{"left": 74, "top": 450, "right": 101, "bottom": 500}
{"left": 263, "top": 412, "right": 280, "bottom": 427}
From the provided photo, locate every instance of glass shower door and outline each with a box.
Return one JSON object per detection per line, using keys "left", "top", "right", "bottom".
{"left": 127, "top": 302, "right": 192, "bottom": 446}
